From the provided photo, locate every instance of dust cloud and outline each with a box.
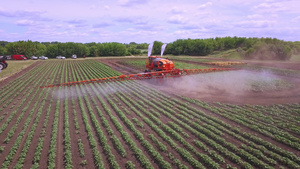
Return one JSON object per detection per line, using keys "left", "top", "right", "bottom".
{"left": 161, "top": 70, "right": 280, "bottom": 98}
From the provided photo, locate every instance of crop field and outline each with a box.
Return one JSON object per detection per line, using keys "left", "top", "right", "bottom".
{"left": 116, "top": 59, "right": 209, "bottom": 71}
{"left": 0, "top": 59, "right": 299, "bottom": 169}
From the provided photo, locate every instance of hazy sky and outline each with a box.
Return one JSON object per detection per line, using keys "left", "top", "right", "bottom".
{"left": 0, "top": 0, "right": 299, "bottom": 43}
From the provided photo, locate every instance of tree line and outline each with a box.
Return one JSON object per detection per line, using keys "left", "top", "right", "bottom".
{"left": 0, "top": 41, "right": 147, "bottom": 58}
{"left": 154, "top": 37, "right": 300, "bottom": 60}
{"left": 0, "top": 37, "right": 299, "bottom": 60}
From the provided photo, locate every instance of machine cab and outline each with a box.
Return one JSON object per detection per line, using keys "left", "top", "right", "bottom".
{"left": 146, "top": 56, "right": 174, "bottom": 71}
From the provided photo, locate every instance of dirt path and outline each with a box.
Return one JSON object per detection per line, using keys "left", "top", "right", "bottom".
{"left": 56, "top": 100, "right": 64, "bottom": 168}
{"left": 99, "top": 59, "right": 141, "bottom": 74}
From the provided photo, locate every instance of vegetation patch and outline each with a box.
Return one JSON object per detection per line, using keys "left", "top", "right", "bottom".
{"left": 248, "top": 79, "right": 294, "bottom": 92}
{"left": 0, "top": 60, "right": 37, "bottom": 80}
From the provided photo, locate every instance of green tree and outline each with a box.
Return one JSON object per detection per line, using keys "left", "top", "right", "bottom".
{"left": 111, "top": 42, "right": 126, "bottom": 56}
{"left": 223, "top": 36, "right": 236, "bottom": 50}
{"left": 0, "top": 46, "right": 7, "bottom": 55}
{"left": 243, "top": 39, "right": 292, "bottom": 60}
{"left": 97, "top": 42, "right": 126, "bottom": 56}
{"left": 170, "top": 39, "right": 184, "bottom": 55}
{"left": 46, "top": 44, "right": 58, "bottom": 58}
{"left": 127, "top": 46, "right": 141, "bottom": 55}
{"left": 5, "top": 41, "right": 26, "bottom": 55}
{"left": 152, "top": 41, "right": 163, "bottom": 55}
{"left": 5, "top": 40, "right": 45, "bottom": 57}
{"left": 136, "top": 43, "right": 148, "bottom": 49}
{"left": 36, "top": 43, "right": 47, "bottom": 56}
{"left": 0, "top": 41, "right": 9, "bottom": 47}
{"left": 164, "top": 43, "right": 172, "bottom": 55}
{"left": 89, "top": 45, "right": 98, "bottom": 57}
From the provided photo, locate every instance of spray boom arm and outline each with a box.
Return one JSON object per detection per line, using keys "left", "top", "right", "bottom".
{"left": 40, "top": 68, "right": 236, "bottom": 89}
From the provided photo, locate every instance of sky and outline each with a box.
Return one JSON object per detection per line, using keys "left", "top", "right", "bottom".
{"left": 0, "top": 0, "right": 299, "bottom": 43}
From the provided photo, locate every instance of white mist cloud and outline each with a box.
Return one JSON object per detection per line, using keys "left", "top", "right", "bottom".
{"left": 163, "top": 70, "right": 281, "bottom": 97}
{"left": 52, "top": 82, "right": 133, "bottom": 100}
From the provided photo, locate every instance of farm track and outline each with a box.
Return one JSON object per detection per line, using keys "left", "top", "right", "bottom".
{"left": 0, "top": 59, "right": 299, "bottom": 169}
{"left": 99, "top": 58, "right": 142, "bottom": 74}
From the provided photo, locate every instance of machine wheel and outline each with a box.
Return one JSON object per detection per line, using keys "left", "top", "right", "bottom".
{"left": 0, "top": 62, "right": 5, "bottom": 70}
{"left": 3, "top": 62, "right": 8, "bottom": 69}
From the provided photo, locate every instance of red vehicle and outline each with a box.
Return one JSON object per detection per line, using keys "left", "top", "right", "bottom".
{"left": 0, "top": 56, "right": 8, "bottom": 70}
{"left": 12, "top": 55, "right": 27, "bottom": 60}
{"left": 145, "top": 56, "right": 174, "bottom": 72}
{"left": 145, "top": 43, "right": 174, "bottom": 72}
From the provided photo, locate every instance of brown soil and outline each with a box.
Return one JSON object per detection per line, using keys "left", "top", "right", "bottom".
{"left": 241, "top": 59, "right": 300, "bottom": 71}
{"left": 99, "top": 58, "right": 142, "bottom": 74}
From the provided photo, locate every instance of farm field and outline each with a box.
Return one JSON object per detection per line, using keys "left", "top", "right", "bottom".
{"left": 116, "top": 59, "right": 210, "bottom": 71}
{"left": 0, "top": 59, "right": 299, "bottom": 169}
